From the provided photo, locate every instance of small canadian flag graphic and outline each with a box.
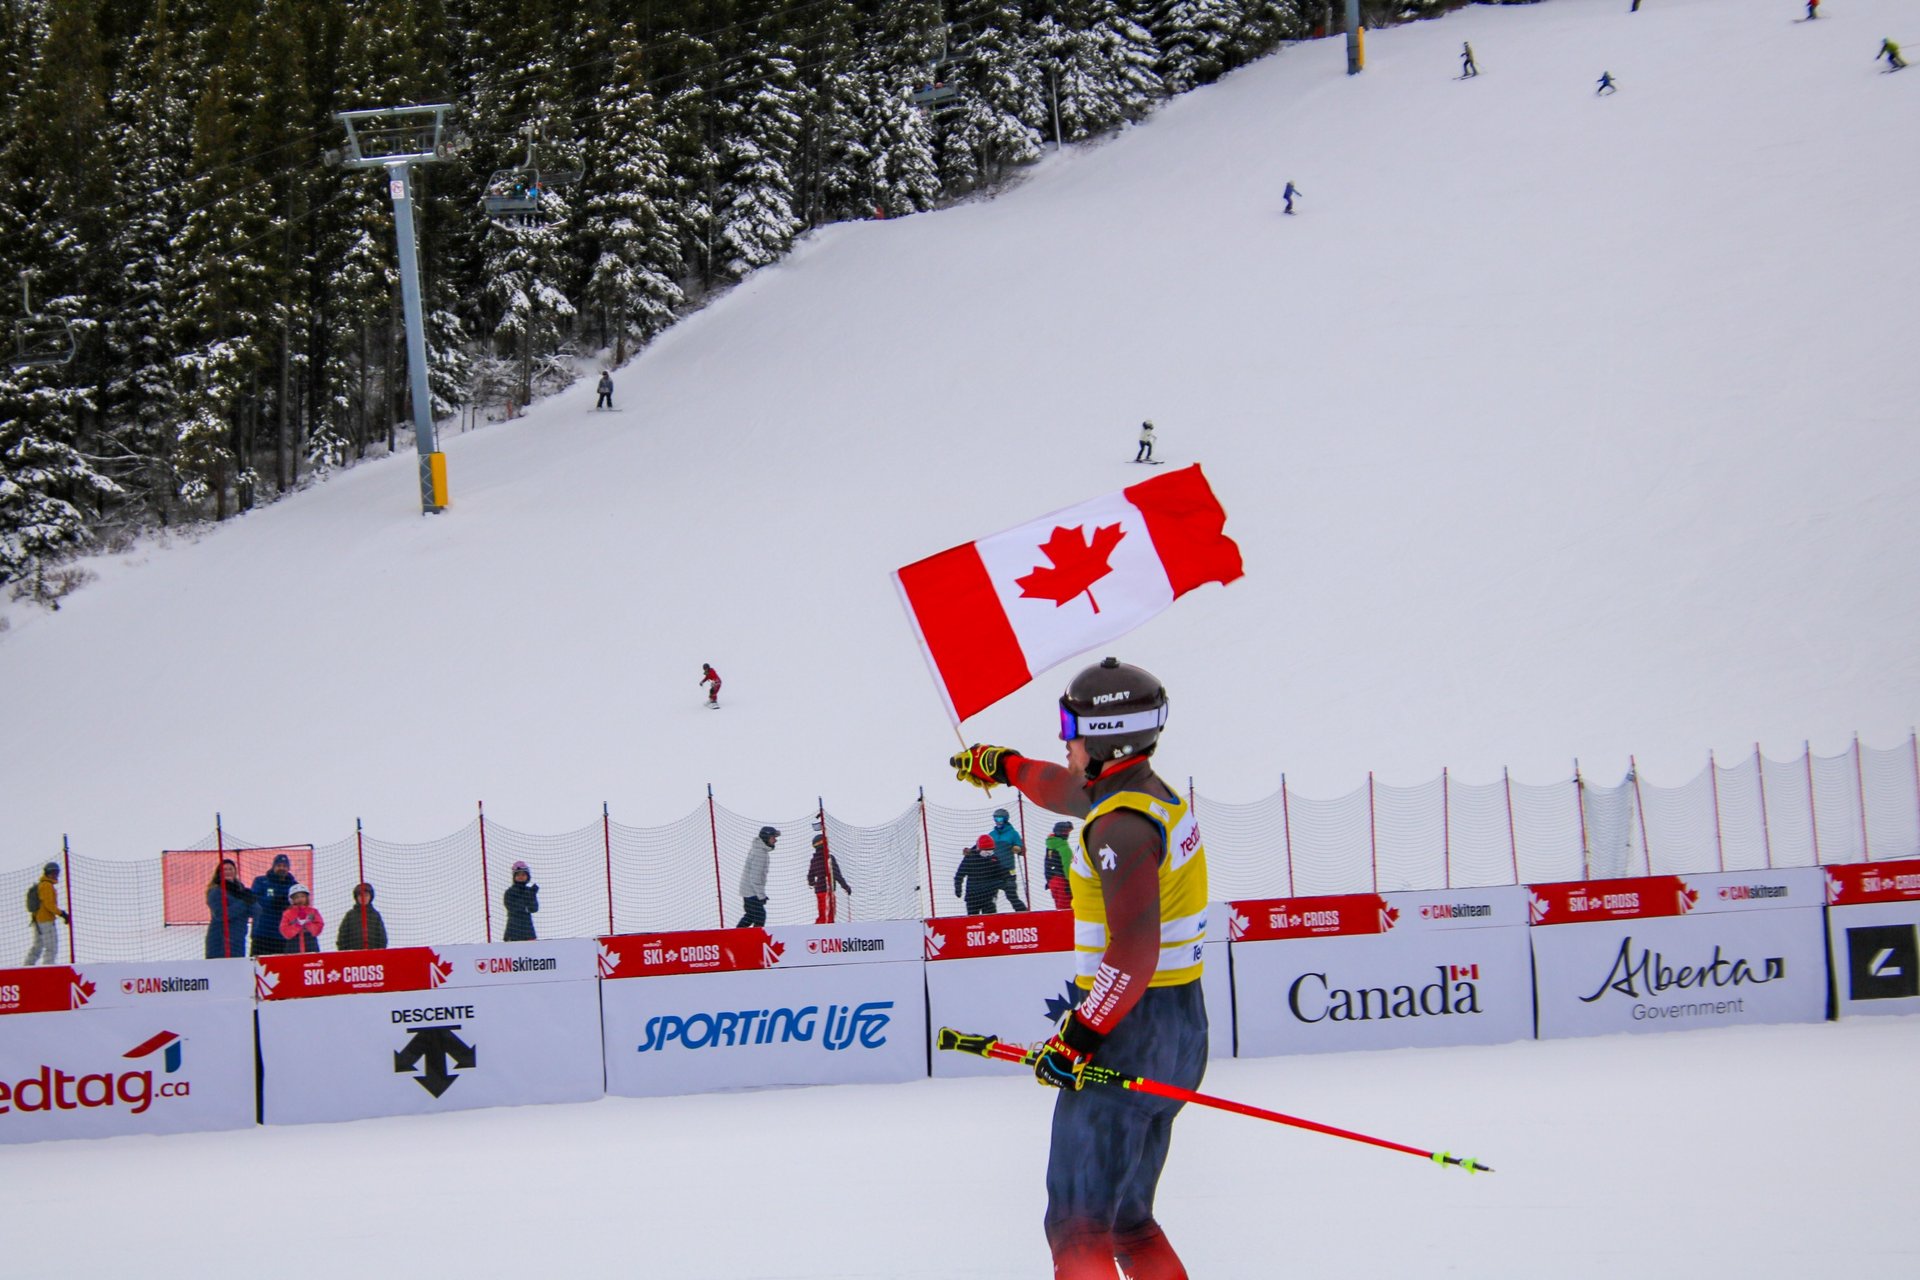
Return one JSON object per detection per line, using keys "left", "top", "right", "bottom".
{"left": 1450, "top": 964, "right": 1479, "bottom": 981}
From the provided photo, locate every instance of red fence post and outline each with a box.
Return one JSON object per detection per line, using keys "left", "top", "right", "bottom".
{"left": 1574, "top": 762, "right": 1590, "bottom": 880}
{"left": 919, "top": 788, "right": 936, "bottom": 919}
{"left": 1630, "top": 755, "right": 1652, "bottom": 876}
{"left": 1804, "top": 742, "right": 1822, "bottom": 864}
{"left": 354, "top": 817, "right": 367, "bottom": 887}
{"left": 61, "top": 834, "right": 74, "bottom": 965}
{"left": 603, "top": 802, "right": 616, "bottom": 935}
{"left": 1442, "top": 766, "right": 1452, "bottom": 890}
{"left": 1367, "top": 771, "right": 1379, "bottom": 893}
{"left": 1281, "top": 774, "right": 1295, "bottom": 896}
{"left": 707, "top": 784, "right": 724, "bottom": 927}
{"left": 1502, "top": 768, "right": 1519, "bottom": 884}
{"left": 477, "top": 801, "right": 494, "bottom": 943}
{"left": 1754, "top": 744, "right": 1774, "bottom": 869}
{"left": 1853, "top": 734, "right": 1871, "bottom": 861}
{"left": 1912, "top": 731, "right": 1920, "bottom": 847}
{"left": 1707, "top": 753, "right": 1726, "bottom": 872}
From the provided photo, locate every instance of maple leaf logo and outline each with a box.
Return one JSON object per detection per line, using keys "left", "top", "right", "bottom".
{"left": 1678, "top": 884, "right": 1699, "bottom": 914}
{"left": 1017, "top": 523, "right": 1126, "bottom": 614}
{"left": 1378, "top": 901, "right": 1400, "bottom": 931}
{"left": 71, "top": 976, "right": 96, "bottom": 1009}
{"left": 1043, "top": 980, "right": 1084, "bottom": 1025}
{"left": 428, "top": 952, "right": 452, "bottom": 987}
{"left": 762, "top": 937, "right": 787, "bottom": 967}
{"left": 1825, "top": 872, "right": 1843, "bottom": 903}
{"left": 923, "top": 924, "right": 946, "bottom": 959}
{"left": 1229, "top": 910, "right": 1250, "bottom": 941}
{"left": 254, "top": 965, "right": 280, "bottom": 1000}
{"left": 595, "top": 940, "right": 620, "bottom": 978}
{"left": 1528, "top": 891, "right": 1550, "bottom": 925}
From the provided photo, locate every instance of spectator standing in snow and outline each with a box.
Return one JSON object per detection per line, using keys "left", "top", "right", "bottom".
{"left": 596, "top": 370, "right": 614, "bottom": 409}
{"left": 1283, "top": 181, "right": 1302, "bottom": 214}
{"left": 955, "top": 837, "right": 1001, "bottom": 915}
{"left": 738, "top": 826, "right": 779, "bottom": 928}
{"left": 336, "top": 883, "right": 389, "bottom": 951}
{"left": 249, "top": 853, "right": 298, "bottom": 957}
{"left": 204, "top": 859, "right": 254, "bottom": 959}
{"left": 700, "top": 663, "right": 722, "bottom": 709}
{"left": 1043, "top": 822, "right": 1075, "bottom": 911}
{"left": 807, "top": 833, "right": 852, "bottom": 924}
{"left": 1461, "top": 42, "right": 1478, "bottom": 77}
{"left": 1596, "top": 71, "right": 1618, "bottom": 95}
{"left": 278, "top": 884, "right": 324, "bottom": 954}
{"left": 23, "top": 862, "right": 67, "bottom": 965}
{"left": 1880, "top": 39, "right": 1907, "bottom": 70}
{"left": 989, "top": 808, "right": 1030, "bottom": 912}
{"left": 504, "top": 861, "right": 540, "bottom": 941}
{"left": 1134, "top": 420, "right": 1155, "bottom": 463}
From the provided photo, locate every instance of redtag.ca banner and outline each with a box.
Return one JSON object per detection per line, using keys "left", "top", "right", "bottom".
{"left": 254, "top": 948, "right": 452, "bottom": 1001}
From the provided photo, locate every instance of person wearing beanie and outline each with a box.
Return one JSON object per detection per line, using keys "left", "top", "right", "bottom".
{"left": 23, "top": 861, "right": 68, "bottom": 965}
{"left": 336, "top": 882, "right": 388, "bottom": 951}
{"left": 806, "top": 833, "right": 852, "bottom": 924}
{"left": 954, "top": 836, "right": 1002, "bottom": 916}
{"left": 278, "top": 884, "right": 325, "bottom": 953}
{"left": 248, "top": 853, "right": 298, "bottom": 957}
{"left": 204, "top": 858, "right": 255, "bottom": 959}
{"left": 503, "top": 861, "right": 540, "bottom": 942}
{"left": 737, "top": 827, "right": 779, "bottom": 928}
{"left": 1044, "top": 821, "right": 1075, "bottom": 911}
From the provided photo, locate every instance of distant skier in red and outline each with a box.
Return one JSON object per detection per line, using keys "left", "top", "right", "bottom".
{"left": 700, "top": 663, "right": 721, "bottom": 708}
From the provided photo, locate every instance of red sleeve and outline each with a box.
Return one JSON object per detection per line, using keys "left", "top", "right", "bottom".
{"left": 1005, "top": 756, "right": 1091, "bottom": 818}
{"left": 1071, "top": 809, "right": 1163, "bottom": 1037}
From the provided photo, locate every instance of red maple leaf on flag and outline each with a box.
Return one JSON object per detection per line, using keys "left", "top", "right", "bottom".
{"left": 1017, "top": 523, "right": 1126, "bottom": 614}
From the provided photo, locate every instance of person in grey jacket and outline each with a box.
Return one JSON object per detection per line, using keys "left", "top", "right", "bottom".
{"left": 737, "top": 826, "right": 780, "bottom": 927}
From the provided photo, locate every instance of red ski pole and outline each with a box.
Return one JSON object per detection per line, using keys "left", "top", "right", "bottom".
{"left": 937, "top": 1027, "right": 1494, "bottom": 1174}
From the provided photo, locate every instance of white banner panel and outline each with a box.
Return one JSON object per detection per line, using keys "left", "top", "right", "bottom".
{"left": 258, "top": 978, "right": 603, "bottom": 1124}
{"left": 765, "top": 920, "right": 925, "bottom": 969}
{"left": 1826, "top": 858, "right": 1920, "bottom": 1017}
{"left": 601, "top": 961, "right": 926, "bottom": 1098}
{"left": 1231, "top": 927, "right": 1534, "bottom": 1058}
{"left": 0, "top": 1001, "right": 256, "bottom": 1143}
{"left": 1532, "top": 906, "right": 1827, "bottom": 1039}
{"left": 434, "top": 939, "right": 597, "bottom": 988}
{"left": 81, "top": 958, "right": 256, "bottom": 1008}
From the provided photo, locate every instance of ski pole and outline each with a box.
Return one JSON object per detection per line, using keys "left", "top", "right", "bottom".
{"left": 937, "top": 1027, "right": 1494, "bottom": 1174}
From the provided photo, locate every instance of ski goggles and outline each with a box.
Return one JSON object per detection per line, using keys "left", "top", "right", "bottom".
{"left": 1059, "top": 700, "right": 1169, "bottom": 741}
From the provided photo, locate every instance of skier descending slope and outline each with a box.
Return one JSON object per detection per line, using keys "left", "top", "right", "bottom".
{"left": 700, "top": 662, "right": 721, "bottom": 708}
{"left": 951, "top": 657, "right": 1208, "bottom": 1280}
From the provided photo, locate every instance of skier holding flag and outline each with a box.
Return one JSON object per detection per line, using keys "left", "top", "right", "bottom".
{"left": 950, "top": 657, "right": 1208, "bottom": 1280}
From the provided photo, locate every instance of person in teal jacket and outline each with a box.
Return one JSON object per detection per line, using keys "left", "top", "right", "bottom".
{"left": 988, "top": 808, "right": 1029, "bottom": 912}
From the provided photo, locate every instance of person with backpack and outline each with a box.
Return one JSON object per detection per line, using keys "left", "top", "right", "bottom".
{"left": 248, "top": 853, "right": 298, "bottom": 956}
{"left": 335, "top": 883, "right": 389, "bottom": 951}
{"left": 278, "top": 884, "right": 325, "bottom": 954}
{"left": 23, "top": 862, "right": 68, "bottom": 965}
{"left": 204, "top": 859, "right": 255, "bottom": 959}
{"left": 504, "top": 861, "right": 540, "bottom": 942}
{"left": 1043, "top": 821, "right": 1075, "bottom": 910}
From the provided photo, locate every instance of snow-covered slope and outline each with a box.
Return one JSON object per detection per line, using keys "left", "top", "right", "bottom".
{"left": 3, "top": 0, "right": 1916, "bottom": 862}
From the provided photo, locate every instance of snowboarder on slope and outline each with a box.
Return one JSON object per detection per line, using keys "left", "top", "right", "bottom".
{"left": 1880, "top": 38, "right": 1907, "bottom": 70}
{"left": 950, "top": 657, "right": 1209, "bottom": 1280}
{"left": 1461, "top": 42, "right": 1478, "bottom": 77}
{"left": 1805, "top": 0, "right": 1818, "bottom": 19}
{"left": 1596, "top": 71, "right": 1618, "bottom": 95}
{"left": 700, "top": 663, "right": 721, "bottom": 708}
{"left": 596, "top": 370, "right": 614, "bottom": 409}
{"left": 1283, "top": 180, "right": 1302, "bottom": 214}
{"left": 1135, "top": 420, "right": 1155, "bottom": 463}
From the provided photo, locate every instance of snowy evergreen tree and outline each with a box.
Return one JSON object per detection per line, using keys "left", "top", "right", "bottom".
{"left": 943, "top": 1, "right": 1045, "bottom": 191}
{"left": 715, "top": 47, "right": 805, "bottom": 280}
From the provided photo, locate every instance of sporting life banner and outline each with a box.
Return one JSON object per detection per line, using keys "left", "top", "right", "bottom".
{"left": 1825, "top": 859, "right": 1920, "bottom": 1017}
{"left": 1227, "top": 887, "right": 1533, "bottom": 1057}
{"left": 0, "top": 963, "right": 256, "bottom": 1144}
{"left": 256, "top": 944, "right": 602, "bottom": 1124}
{"left": 1529, "top": 868, "right": 1828, "bottom": 1039}
{"left": 923, "top": 909, "right": 1232, "bottom": 1078}
{"left": 600, "top": 962, "right": 927, "bottom": 1098}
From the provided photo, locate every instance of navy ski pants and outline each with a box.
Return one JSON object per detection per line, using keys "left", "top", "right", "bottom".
{"left": 1044, "top": 981, "right": 1208, "bottom": 1257}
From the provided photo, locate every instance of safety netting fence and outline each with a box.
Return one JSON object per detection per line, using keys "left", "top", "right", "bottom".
{"left": 12, "top": 738, "right": 1919, "bottom": 965}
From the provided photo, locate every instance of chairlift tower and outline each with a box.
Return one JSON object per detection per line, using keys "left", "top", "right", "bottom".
{"left": 334, "top": 104, "right": 455, "bottom": 514}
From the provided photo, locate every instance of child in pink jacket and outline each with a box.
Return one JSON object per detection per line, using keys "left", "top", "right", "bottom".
{"left": 278, "top": 884, "right": 326, "bottom": 953}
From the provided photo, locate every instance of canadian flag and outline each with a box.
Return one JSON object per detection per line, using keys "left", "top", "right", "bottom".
{"left": 893, "top": 464, "right": 1243, "bottom": 723}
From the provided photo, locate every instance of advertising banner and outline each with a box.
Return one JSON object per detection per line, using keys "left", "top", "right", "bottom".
{"left": 1530, "top": 868, "right": 1828, "bottom": 1039}
{"left": 600, "top": 962, "right": 926, "bottom": 1098}
{"left": 1227, "top": 887, "right": 1533, "bottom": 1058}
{"left": 255, "top": 944, "right": 602, "bottom": 1124}
{"left": 1826, "top": 859, "right": 1920, "bottom": 1017}
{"left": 161, "top": 846, "right": 314, "bottom": 926}
{"left": 0, "top": 959, "right": 257, "bottom": 1144}
{"left": 923, "top": 910, "right": 1232, "bottom": 1078}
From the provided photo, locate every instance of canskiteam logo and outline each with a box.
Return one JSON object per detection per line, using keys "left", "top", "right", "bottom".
{"left": 1717, "top": 884, "right": 1791, "bottom": 902}
{"left": 473, "top": 955, "right": 558, "bottom": 974}
{"left": 121, "top": 976, "right": 213, "bottom": 995}
{"left": 1418, "top": 903, "right": 1494, "bottom": 921}
{"left": 1580, "top": 938, "right": 1784, "bottom": 1003}
{"left": 1288, "top": 965, "right": 1483, "bottom": 1023}
{"left": 636, "top": 1001, "right": 893, "bottom": 1053}
{"left": 805, "top": 936, "right": 888, "bottom": 955}
{"left": 0, "top": 1030, "right": 188, "bottom": 1118}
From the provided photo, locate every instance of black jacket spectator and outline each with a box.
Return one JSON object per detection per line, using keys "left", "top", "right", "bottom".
{"left": 335, "top": 884, "right": 388, "bottom": 951}
{"left": 503, "top": 862, "right": 539, "bottom": 942}
{"left": 204, "top": 862, "right": 255, "bottom": 959}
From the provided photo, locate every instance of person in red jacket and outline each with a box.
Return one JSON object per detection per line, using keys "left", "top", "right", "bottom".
{"left": 700, "top": 663, "right": 722, "bottom": 708}
{"left": 278, "top": 884, "right": 325, "bottom": 953}
{"left": 807, "top": 834, "right": 852, "bottom": 923}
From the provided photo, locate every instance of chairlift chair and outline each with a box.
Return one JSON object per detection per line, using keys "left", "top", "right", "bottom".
{"left": 10, "top": 273, "right": 74, "bottom": 369}
{"left": 482, "top": 126, "right": 585, "bottom": 225}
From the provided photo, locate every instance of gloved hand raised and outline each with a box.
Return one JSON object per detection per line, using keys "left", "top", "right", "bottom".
{"left": 1034, "top": 1012, "right": 1104, "bottom": 1091}
{"left": 951, "top": 744, "right": 1020, "bottom": 791}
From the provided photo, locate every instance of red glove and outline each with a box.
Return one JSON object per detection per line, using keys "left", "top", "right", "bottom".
{"left": 951, "top": 744, "right": 1021, "bottom": 791}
